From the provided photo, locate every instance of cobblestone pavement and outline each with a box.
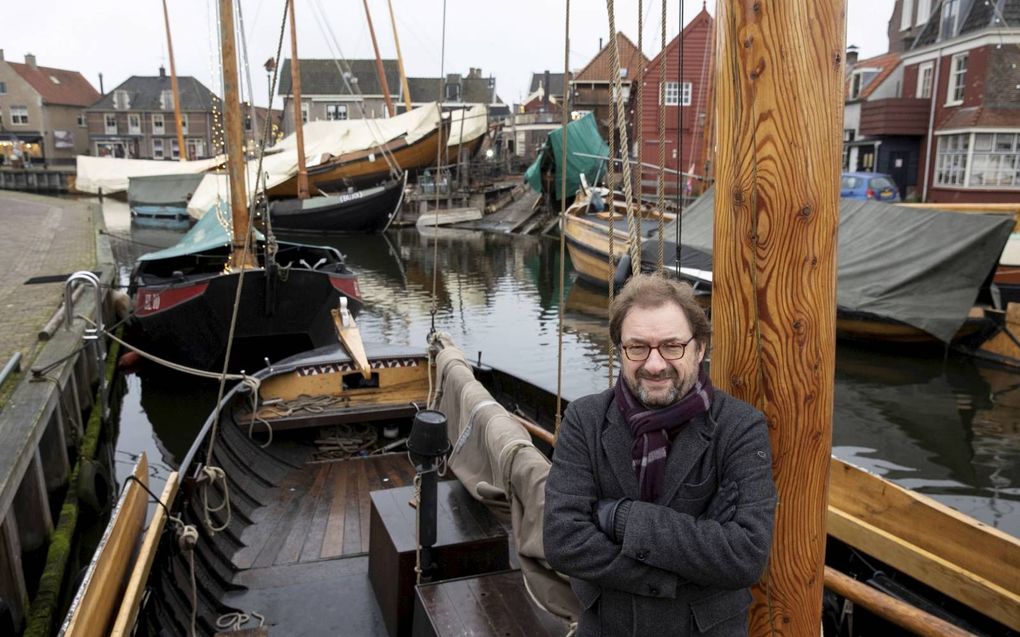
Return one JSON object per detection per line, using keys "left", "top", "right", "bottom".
{"left": 0, "top": 191, "right": 96, "bottom": 370}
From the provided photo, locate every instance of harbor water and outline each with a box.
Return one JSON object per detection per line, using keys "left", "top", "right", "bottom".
{"left": 101, "top": 198, "right": 1020, "bottom": 537}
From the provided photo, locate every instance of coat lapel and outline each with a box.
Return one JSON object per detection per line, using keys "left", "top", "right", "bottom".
{"left": 602, "top": 400, "right": 640, "bottom": 499}
{"left": 656, "top": 413, "right": 714, "bottom": 505}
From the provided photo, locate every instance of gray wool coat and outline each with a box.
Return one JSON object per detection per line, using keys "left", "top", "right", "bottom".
{"left": 544, "top": 386, "right": 777, "bottom": 636}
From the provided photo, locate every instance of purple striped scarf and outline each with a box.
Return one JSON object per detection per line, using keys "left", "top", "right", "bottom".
{"left": 614, "top": 368, "right": 714, "bottom": 502}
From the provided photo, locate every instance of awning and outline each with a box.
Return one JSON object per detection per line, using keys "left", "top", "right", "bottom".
{"left": 0, "top": 132, "right": 43, "bottom": 143}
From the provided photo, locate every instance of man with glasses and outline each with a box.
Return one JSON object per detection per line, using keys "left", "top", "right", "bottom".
{"left": 544, "top": 274, "right": 776, "bottom": 636}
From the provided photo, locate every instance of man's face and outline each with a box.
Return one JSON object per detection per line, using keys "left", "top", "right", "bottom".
{"left": 620, "top": 302, "right": 705, "bottom": 408}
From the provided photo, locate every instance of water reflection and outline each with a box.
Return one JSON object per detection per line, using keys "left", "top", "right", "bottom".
{"left": 103, "top": 202, "right": 1020, "bottom": 536}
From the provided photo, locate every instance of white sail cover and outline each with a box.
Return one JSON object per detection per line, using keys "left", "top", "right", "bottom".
{"left": 74, "top": 155, "right": 225, "bottom": 195}
{"left": 447, "top": 104, "right": 489, "bottom": 147}
{"left": 186, "top": 102, "right": 442, "bottom": 219}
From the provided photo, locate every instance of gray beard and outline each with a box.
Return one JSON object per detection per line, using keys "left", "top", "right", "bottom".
{"left": 625, "top": 373, "right": 682, "bottom": 408}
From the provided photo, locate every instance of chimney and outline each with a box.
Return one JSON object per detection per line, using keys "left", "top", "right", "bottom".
{"left": 25, "top": 53, "right": 36, "bottom": 68}
{"left": 0, "top": 49, "right": 5, "bottom": 62}
{"left": 846, "top": 45, "right": 859, "bottom": 67}
{"left": 159, "top": 65, "right": 166, "bottom": 79}
{"left": 99, "top": 72, "right": 104, "bottom": 95}
{"left": 599, "top": 37, "right": 603, "bottom": 50}
{"left": 543, "top": 70, "right": 551, "bottom": 107}
{"left": 468, "top": 67, "right": 482, "bottom": 79}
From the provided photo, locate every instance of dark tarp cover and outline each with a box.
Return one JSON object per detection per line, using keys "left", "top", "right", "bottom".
{"left": 524, "top": 113, "right": 608, "bottom": 200}
{"left": 663, "top": 189, "right": 1014, "bottom": 342}
{"left": 138, "top": 202, "right": 264, "bottom": 262}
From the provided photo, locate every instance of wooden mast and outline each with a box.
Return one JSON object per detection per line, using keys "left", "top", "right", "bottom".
{"left": 710, "top": 1, "right": 843, "bottom": 635}
{"left": 362, "top": 0, "right": 395, "bottom": 117}
{"left": 288, "top": 0, "right": 310, "bottom": 199}
{"left": 386, "top": 0, "right": 414, "bottom": 112}
{"left": 219, "top": 0, "right": 257, "bottom": 270}
{"left": 162, "top": 0, "right": 187, "bottom": 161}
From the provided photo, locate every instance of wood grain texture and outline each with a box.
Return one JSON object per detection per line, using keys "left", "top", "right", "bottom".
{"left": 711, "top": 1, "right": 844, "bottom": 634}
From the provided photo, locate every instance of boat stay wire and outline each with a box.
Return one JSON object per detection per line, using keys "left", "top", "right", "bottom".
{"left": 555, "top": 0, "right": 570, "bottom": 436}
{"left": 674, "top": 0, "right": 683, "bottom": 268}
{"left": 656, "top": 0, "right": 667, "bottom": 272}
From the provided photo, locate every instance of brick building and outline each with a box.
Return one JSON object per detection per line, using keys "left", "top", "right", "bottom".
{"left": 85, "top": 67, "right": 220, "bottom": 160}
{"left": 571, "top": 33, "right": 647, "bottom": 141}
{"left": 0, "top": 50, "right": 100, "bottom": 166}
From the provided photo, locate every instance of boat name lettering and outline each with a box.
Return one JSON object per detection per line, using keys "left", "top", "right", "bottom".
{"left": 296, "top": 358, "right": 420, "bottom": 376}
{"left": 142, "top": 292, "right": 160, "bottom": 311}
{"left": 336, "top": 191, "right": 364, "bottom": 204}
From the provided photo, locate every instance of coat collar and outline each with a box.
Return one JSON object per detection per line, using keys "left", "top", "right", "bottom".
{"left": 603, "top": 394, "right": 715, "bottom": 503}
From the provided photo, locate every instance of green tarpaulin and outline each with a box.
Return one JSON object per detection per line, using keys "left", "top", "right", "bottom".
{"left": 524, "top": 112, "right": 608, "bottom": 200}
{"left": 138, "top": 201, "right": 264, "bottom": 262}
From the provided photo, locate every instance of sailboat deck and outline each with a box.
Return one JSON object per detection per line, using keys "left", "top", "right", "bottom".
{"left": 221, "top": 453, "right": 417, "bottom": 636}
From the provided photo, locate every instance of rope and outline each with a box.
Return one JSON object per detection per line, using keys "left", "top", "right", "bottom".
{"left": 555, "top": 0, "right": 570, "bottom": 437}
{"left": 172, "top": 519, "right": 199, "bottom": 637}
{"left": 201, "top": 465, "right": 232, "bottom": 533}
{"left": 636, "top": 0, "right": 643, "bottom": 213}
{"left": 605, "top": 0, "right": 642, "bottom": 275}
{"left": 604, "top": 32, "right": 617, "bottom": 390}
{"left": 675, "top": 0, "right": 684, "bottom": 265}
{"left": 429, "top": 0, "right": 449, "bottom": 337}
{"left": 656, "top": 0, "right": 667, "bottom": 272}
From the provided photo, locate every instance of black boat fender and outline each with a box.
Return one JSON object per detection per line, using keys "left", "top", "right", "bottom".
{"left": 613, "top": 254, "right": 632, "bottom": 292}
{"left": 76, "top": 458, "right": 112, "bottom": 515}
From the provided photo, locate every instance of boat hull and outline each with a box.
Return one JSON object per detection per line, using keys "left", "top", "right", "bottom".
{"left": 128, "top": 268, "right": 362, "bottom": 371}
{"left": 269, "top": 174, "right": 406, "bottom": 233}
{"left": 130, "top": 204, "right": 191, "bottom": 229}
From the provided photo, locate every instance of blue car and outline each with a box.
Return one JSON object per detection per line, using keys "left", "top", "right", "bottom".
{"left": 841, "top": 171, "right": 901, "bottom": 202}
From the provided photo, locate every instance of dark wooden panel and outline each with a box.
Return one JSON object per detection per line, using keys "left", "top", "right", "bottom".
{"left": 413, "top": 571, "right": 569, "bottom": 637}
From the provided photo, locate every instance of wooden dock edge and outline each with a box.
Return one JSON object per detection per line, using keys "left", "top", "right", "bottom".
{"left": 110, "top": 471, "right": 180, "bottom": 637}
{"left": 60, "top": 454, "right": 148, "bottom": 637}
{"left": 828, "top": 458, "right": 1020, "bottom": 630}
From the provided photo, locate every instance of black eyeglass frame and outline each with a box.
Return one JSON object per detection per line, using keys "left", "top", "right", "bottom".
{"left": 619, "top": 337, "right": 696, "bottom": 362}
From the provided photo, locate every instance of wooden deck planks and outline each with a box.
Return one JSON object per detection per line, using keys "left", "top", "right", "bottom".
{"left": 321, "top": 459, "right": 350, "bottom": 559}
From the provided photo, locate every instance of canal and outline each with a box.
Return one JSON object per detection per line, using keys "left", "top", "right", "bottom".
{"left": 101, "top": 198, "right": 1020, "bottom": 537}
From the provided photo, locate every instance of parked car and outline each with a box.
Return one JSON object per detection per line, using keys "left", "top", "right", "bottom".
{"left": 841, "top": 171, "right": 901, "bottom": 202}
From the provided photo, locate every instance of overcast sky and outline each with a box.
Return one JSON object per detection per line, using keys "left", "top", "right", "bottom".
{"left": 4, "top": 0, "right": 894, "bottom": 108}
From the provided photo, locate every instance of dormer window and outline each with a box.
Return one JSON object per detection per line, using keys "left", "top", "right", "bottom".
{"left": 160, "top": 89, "right": 174, "bottom": 111}
{"left": 940, "top": 0, "right": 960, "bottom": 40}
{"left": 848, "top": 68, "right": 879, "bottom": 100}
{"left": 114, "top": 90, "right": 131, "bottom": 110}
{"left": 49, "top": 75, "right": 61, "bottom": 85}
{"left": 446, "top": 83, "right": 461, "bottom": 101}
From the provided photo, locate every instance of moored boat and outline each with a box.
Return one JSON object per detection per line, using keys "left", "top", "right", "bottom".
{"left": 268, "top": 172, "right": 407, "bottom": 233}
{"left": 128, "top": 173, "right": 205, "bottom": 229}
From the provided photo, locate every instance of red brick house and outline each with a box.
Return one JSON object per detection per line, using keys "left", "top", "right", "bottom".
{"left": 633, "top": 7, "right": 714, "bottom": 194}
{"left": 860, "top": 0, "right": 1020, "bottom": 203}
{"left": 570, "top": 33, "right": 647, "bottom": 141}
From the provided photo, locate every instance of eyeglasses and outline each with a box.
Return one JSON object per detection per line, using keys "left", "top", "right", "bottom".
{"left": 620, "top": 338, "right": 694, "bottom": 362}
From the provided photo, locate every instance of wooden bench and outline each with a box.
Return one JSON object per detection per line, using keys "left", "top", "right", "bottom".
{"left": 412, "top": 570, "right": 570, "bottom": 637}
{"left": 368, "top": 480, "right": 510, "bottom": 637}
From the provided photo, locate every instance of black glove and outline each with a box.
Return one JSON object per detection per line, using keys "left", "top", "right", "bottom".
{"left": 595, "top": 498, "right": 632, "bottom": 543}
{"left": 699, "top": 480, "right": 739, "bottom": 524}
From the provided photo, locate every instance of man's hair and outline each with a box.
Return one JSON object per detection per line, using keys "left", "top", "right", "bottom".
{"left": 608, "top": 274, "right": 711, "bottom": 352}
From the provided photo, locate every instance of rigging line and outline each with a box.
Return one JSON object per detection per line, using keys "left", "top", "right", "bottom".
{"left": 605, "top": 31, "right": 617, "bottom": 390}
{"left": 606, "top": 0, "right": 642, "bottom": 275}
{"left": 656, "top": 0, "right": 667, "bottom": 272}
{"left": 555, "top": 0, "right": 570, "bottom": 437}
{"left": 305, "top": 0, "right": 402, "bottom": 176}
{"left": 236, "top": 0, "right": 261, "bottom": 159}
{"left": 675, "top": 0, "right": 684, "bottom": 267}
{"left": 637, "top": 0, "right": 643, "bottom": 221}
{"left": 205, "top": 0, "right": 291, "bottom": 474}
{"left": 430, "top": 0, "right": 448, "bottom": 335}
{"left": 686, "top": 4, "right": 712, "bottom": 189}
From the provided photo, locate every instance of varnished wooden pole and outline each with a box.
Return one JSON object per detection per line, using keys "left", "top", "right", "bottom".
{"left": 220, "top": 0, "right": 257, "bottom": 270}
{"left": 711, "top": 1, "right": 844, "bottom": 635}
{"left": 162, "top": 0, "right": 187, "bottom": 162}
{"left": 363, "top": 0, "right": 396, "bottom": 117}
{"left": 386, "top": 0, "right": 414, "bottom": 112}
{"left": 288, "top": 0, "right": 310, "bottom": 200}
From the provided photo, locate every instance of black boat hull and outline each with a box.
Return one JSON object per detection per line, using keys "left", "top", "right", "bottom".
{"left": 128, "top": 269, "right": 362, "bottom": 371}
{"left": 269, "top": 174, "right": 406, "bottom": 233}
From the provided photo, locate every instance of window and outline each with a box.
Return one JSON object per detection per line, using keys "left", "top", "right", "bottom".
{"left": 916, "top": 62, "right": 934, "bottom": 99}
{"left": 935, "top": 134, "right": 968, "bottom": 186}
{"left": 446, "top": 83, "right": 461, "bottom": 101}
{"left": 114, "top": 90, "right": 130, "bottom": 110}
{"left": 900, "top": 0, "right": 913, "bottom": 30}
{"left": 326, "top": 103, "right": 348, "bottom": 121}
{"left": 849, "top": 69, "right": 878, "bottom": 100}
{"left": 128, "top": 114, "right": 140, "bottom": 134}
{"left": 160, "top": 89, "right": 174, "bottom": 110}
{"left": 187, "top": 138, "right": 205, "bottom": 160}
{"left": 152, "top": 138, "right": 164, "bottom": 159}
{"left": 0, "top": 81, "right": 6, "bottom": 94}
{"left": 105, "top": 114, "right": 117, "bottom": 134}
{"left": 180, "top": 113, "right": 188, "bottom": 134}
{"left": 300, "top": 102, "right": 309, "bottom": 123}
{"left": 969, "top": 133, "right": 1019, "bottom": 187}
{"left": 10, "top": 106, "right": 29, "bottom": 125}
{"left": 947, "top": 53, "right": 967, "bottom": 105}
{"left": 662, "top": 82, "right": 691, "bottom": 106}
{"left": 916, "top": 0, "right": 931, "bottom": 26}
{"left": 152, "top": 113, "right": 165, "bottom": 134}
{"left": 940, "top": 0, "right": 959, "bottom": 40}
{"left": 77, "top": 112, "right": 87, "bottom": 127}
{"left": 170, "top": 139, "right": 180, "bottom": 160}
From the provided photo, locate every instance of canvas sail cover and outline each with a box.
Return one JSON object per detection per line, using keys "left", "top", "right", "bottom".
{"left": 186, "top": 103, "right": 443, "bottom": 219}
{"left": 663, "top": 190, "right": 1015, "bottom": 342}
{"left": 433, "top": 334, "right": 580, "bottom": 623}
{"left": 127, "top": 173, "right": 206, "bottom": 206}
{"left": 525, "top": 112, "right": 608, "bottom": 201}
{"left": 136, "top": 200, "right": 264, "bottom": 262}
{"left": 75, "top": 155, "right": 225, "bottom": 195}
{"left": 447, "top": 104, "right": 489, "bottom": 147}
